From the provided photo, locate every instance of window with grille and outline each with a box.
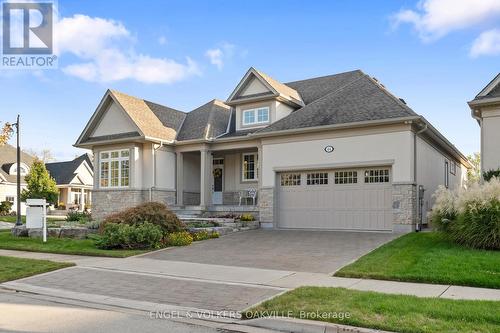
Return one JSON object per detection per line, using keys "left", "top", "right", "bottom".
{"left": 334, "top": 171, "right": 358, "bottom": 184}
{"left": 280, "top": 173, "right": 301, "bottom": 186}
{"left": 100, "top": 149, "right": 130, "bottom": 188}
{"left": 364, "top": 169, "right": 390, "bottom": 183}
{"left": 307, "top": 172, "right": 328, "bottom": 185}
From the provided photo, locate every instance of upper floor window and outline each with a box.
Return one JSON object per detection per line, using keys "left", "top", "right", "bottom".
{"left": 242, "top": 153, "right": 258, "bottom": 181}
{"left": 100, "top": 149, "right": 130, "bottom": 188}
{"left": 450, "top": 161, "right": 457, "bottom": 175}
{"left": 242, "top": 107, "right": 270, "bottom": 126}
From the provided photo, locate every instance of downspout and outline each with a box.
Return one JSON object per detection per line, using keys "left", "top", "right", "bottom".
{"left": 414, "top": 120, "right": 428, "bottom": 232}
{"left": 471, "top": 109, "right": 483, "bottom": 179}
{"left": 149, "top": 142, "right": 164, "bottom": 201}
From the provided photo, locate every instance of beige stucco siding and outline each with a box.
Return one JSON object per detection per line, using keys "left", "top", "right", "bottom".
{"left": 240, "top": 77, "right": 269, "bottom": 96}
{"left": 92, "top": 102, "right": 138, "bottom": 137}
{"left": 155, "top": 148, "right": 176, "bottom": 190}
{"left": 183, "top": 152, "right": 200, "bottom": 193}
{"left": 261, "top": 131, "right": 414, "bottom": 187}
{"left": 482, "top": 107, "right": 500, "bottom": 171}
{"left": 416, "top": 136, "right": 465, "bottom": 223}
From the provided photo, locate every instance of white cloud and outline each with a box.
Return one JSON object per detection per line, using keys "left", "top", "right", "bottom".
{"left": 392, "top": 0, "right": 500, "bottom": 41}
{"left": 205, "top": 42, "right": 236, "bottom": 70}
{"left": 55, "top": 15, "right": 199, "bottom": 84}
{"left": 205, "top": 48, "right": 223, "bottom": 69}
{"left": 470, "top": 29, "right": 500, "bottom": 57}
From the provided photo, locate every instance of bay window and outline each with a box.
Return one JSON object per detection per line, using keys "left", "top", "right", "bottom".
{"left": 100, "top": 149, "right": 130, "bottom": 188}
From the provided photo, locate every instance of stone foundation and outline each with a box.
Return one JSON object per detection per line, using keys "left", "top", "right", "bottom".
{"left": 392, "top": 183, "right": 417, "bottom": 233}
{"left": 150, "top": 189, "right": 176, "bottom": 207}
{"left": 183, "top": 192, "right": 200, "bottom": 205}
{"left": 92, "top": 189, "right": 178, "bottom": 220}
{"left": 258, "top": 187, "right": 274, "bottom": 227}
{"left": 92, "top": 189, "right": 146, "bottom": 221}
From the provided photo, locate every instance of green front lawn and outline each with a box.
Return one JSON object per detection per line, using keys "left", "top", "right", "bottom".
{"left": 0, "top": 255, "right": 74, "bottom": 283}
{"left": 0, "top": 216, "right": 61, "bottom": 223}
{"left": 245, "top": 287, "right": 500, "bottom": 333}
{"left": 335, "top": 232, "right": 500, "bottom": 289}
{"left": 0, "top": 231, "right": 148, "bottom": 257}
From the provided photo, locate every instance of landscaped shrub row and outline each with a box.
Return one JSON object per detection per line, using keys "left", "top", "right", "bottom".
{"left": 430, "top": 178, "right": 500, "bottom": 249}
{"left": 96, "top": 222, "right": 163, "bottom": 249}
{"left": 100, "top": 202, "right": 184, "bottom": 236}
{"left": 96, "top": 202, "right": 218, "bottom": 250}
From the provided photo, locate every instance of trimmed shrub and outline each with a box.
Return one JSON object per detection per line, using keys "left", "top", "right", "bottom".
{"left": 210, "top": 231, "right": 220, "bottom": 239}
{"left": 67, "top": 211, "right": 92, "bottom": 223}
{"left": 96, "top": 222, "right": 162, "bottom": 249}
{"left": 483, "top": 169, "right": 500, "bottom": 182}
{"left": 240, "top": 213, "right": 255, "bottom": 222}
{"left": 0, "top": 201, "right": 13, "bottom": 215}
{"left": 100, "top": 202, "right": 185, "bottom": 236}
{"left": 167, "top": 231, "right": 193, "bottom": 246}
{"left": 430, "top": 179, "right": 500, "bottom": 249}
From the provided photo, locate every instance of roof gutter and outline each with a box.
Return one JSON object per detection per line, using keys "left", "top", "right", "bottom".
{"left": 248, "top": 116, "right": 421, "bottom": 139}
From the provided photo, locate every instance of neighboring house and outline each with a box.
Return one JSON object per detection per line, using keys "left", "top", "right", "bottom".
{"left": 45, "top": 154, "right": 94, "bottom": 212}
{"left": 0, "top": 144, "right": 35, "bottom": 215}
{"left": 468, "top": 73, "right": 500, "bottom": 174}
{"left": 75, "top": 68, "right": 470, "bottom": 232}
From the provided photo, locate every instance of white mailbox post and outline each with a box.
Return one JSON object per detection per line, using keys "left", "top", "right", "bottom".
{"left": 26, "top": 199, "right": 47, "bottom": 242}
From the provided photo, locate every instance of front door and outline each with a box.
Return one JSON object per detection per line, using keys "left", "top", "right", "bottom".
{"left": 212, "top": 158, "right": 224, "bottom": 205}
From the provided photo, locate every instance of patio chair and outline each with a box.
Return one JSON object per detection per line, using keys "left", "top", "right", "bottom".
{"left": 238, "top": 188, "right": 257, "bottom": 206}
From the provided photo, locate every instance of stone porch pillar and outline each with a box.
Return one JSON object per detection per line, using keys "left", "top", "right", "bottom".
{"left": 176, "top": 152, "right": 184, "bottom": 206}
{"left": 199, "top": 148, "right": 212, "bottom": 209}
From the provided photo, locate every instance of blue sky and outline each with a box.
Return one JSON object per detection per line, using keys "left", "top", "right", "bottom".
{"left": 1, "top": 0, "right": 499, "bottom": 160}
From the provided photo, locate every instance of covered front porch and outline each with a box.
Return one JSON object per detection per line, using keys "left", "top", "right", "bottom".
{"left": 174, "top": 142, "right": 261, "bottom": 211}
{"left": 56, "top": 185, "right": 92, "bottom": 212}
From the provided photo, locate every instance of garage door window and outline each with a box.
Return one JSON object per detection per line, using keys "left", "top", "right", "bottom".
{"left": 334, "top": 171, "right": 358, "bottom": 184}
{"left": 364, "top": 169, "right": 390, "bottom": 183}
{"left": 281, "top": 173, "right": 301, "bottom": 186}
{"left": 307, "top": 172, "right": 328, "bottom": 185}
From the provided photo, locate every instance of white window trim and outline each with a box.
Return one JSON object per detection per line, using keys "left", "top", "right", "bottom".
{"left": 241, "top": 153, "right": 258, "bottom": 182}
{"left": 99, "top": 149, "right": 130, "bottom": 189}
{"left": 242, "top": 107, "right": 270, "bottom": 126}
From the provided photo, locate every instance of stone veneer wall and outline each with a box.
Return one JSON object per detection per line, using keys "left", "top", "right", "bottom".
{"left": 392, "top": 183, "right": 417, "bottom": 233}
{"left": 151, "top": 189, "right": 176, "bottom": 207}
{"left": 92, "top": 189, "right": 177, "bottom": 221}
{"left": 258, "top": 187, "right": 274, "bottom": 227}
{"left": 92, "top": 189, "right": 146, "bottom": 221}
{"left": 183, "top": 192, "right": 200, "bottom": 206}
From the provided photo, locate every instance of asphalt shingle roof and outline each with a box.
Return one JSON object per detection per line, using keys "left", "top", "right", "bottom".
{"left": 256, "top": 71, "right": 418, "bottom": 133}
{"left": 472, "top": 73, "right": 500, "bottom": 101}
{"left": 0, "top": 144, "right": 35, "bottom": 184}
{"left": 176, "top": 100, "right": 231, "bottom": 141}
{"left": 45, "top": 154, "right": 93, "bottom": 185}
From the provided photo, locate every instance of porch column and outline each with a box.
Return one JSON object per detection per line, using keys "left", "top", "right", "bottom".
{"left": 176, "top": 152, "right": 184, "bottom": 206}
{"left": 257, "top": 145, "right": 262, "bottom": 206}
{"left": 199, "top": 148, "right": 212, "bottom": 208}
{"left": 80, "top": 187, "right": 84, "bottom": 211}
{"left": 67, "top": 186, "right": 72, "bottom": 207}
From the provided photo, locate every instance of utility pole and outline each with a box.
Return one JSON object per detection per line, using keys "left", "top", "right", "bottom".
{"left": 13, "top": 115, "right": 22, "bottom": 226}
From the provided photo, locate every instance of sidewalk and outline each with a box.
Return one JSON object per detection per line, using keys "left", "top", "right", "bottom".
{"left": 2, "top": 249, "right": 499, "bottom": 301}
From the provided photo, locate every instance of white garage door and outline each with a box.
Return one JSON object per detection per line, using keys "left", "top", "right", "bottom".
{"left": 278, "top": 168, "right": 393, "bottom": 231}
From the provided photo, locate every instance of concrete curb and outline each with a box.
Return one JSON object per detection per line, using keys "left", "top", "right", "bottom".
{"left": 243, "top": 317, "right": 395, "bottom": 333}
